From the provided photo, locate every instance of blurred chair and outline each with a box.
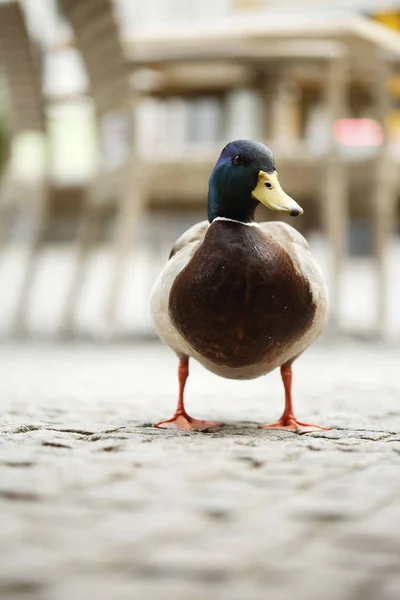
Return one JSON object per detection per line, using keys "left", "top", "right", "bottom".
{"left": 58, "top": 0, "right": 146, "bottom": 335}
{"left": 0, "top": 0, "right": 48, "bottom": 335}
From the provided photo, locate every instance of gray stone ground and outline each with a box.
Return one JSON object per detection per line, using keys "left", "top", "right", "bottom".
{"left": 0, "top": 337, "right": 399, "bottom": 600}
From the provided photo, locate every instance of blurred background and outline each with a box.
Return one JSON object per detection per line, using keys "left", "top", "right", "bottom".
{"left": 1, "top": 0, "right": 400, "bottom": 341}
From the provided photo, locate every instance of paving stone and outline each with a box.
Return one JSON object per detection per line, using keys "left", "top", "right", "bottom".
{"left": 0, "top": 340, "right": 399, "bottom": 600}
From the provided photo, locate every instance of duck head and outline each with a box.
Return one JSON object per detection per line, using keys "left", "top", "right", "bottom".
{"left": 208, "top": 140, "right": 303, "bottom": 223}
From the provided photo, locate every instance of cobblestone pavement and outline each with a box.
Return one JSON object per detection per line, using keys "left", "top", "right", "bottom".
{"left": 0, "top": 338, "right": 399, "bottom": 600}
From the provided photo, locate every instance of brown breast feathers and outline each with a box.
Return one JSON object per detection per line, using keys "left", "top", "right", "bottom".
{"left": 169, "top": 220, "right": 316, "bottom": 369}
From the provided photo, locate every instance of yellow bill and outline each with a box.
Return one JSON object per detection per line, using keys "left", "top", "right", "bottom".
{"left": 251, "top": 170, "right": 303, "bottom": 217}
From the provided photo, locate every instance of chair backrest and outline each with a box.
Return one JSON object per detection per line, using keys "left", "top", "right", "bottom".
{"left": 0, "top": 0, "right": 44, "bottom": 134}
{"left": 58, "top": 0, "right": 131, "bottom": 116}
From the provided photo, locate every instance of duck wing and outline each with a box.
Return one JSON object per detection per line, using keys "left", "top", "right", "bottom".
{"left": 169, "top": 220, "right": 209, "bottom": 259}
{"left": 258, "top": 221, "right": 310, "bottom": 252}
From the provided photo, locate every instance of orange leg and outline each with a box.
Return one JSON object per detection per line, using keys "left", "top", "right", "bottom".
{"left": 260, "top": 364, "right": 328, "bottom": 434}
{"left": 156, "top": 358, "right": 221, "bottom": 432}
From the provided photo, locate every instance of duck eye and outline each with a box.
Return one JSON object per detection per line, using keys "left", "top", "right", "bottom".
{"left": 232, "top": 154, "right": 243, "bottom": 165}
{"left": 265, "top": 182, "right": 273, "bottom": 189}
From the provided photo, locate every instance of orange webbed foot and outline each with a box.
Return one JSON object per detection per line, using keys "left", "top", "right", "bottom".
{"left": 155, "top": 413, "right": 221, "bottom": 432}
{"left": 260, "top": 417, "right": 328, "bottom": 434}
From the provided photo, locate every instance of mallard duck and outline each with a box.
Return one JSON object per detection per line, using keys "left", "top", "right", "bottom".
{"left": 151, "top": 140, "right": 328, "bottom": 433}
